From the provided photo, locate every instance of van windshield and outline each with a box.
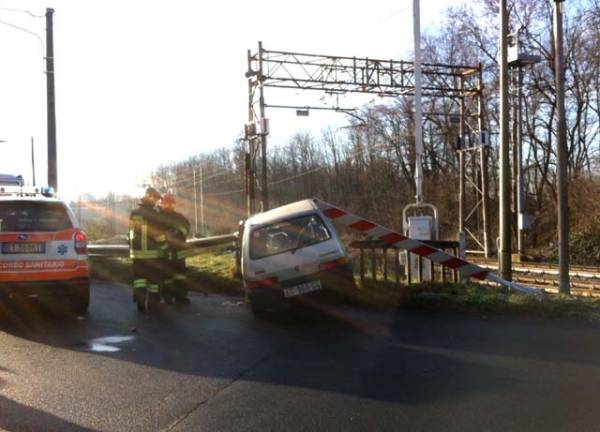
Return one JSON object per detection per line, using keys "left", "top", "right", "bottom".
{"left": 0, "top": 201, "right": 72, "bottom": 232}
{"left": 249, "top": 214, "right": 331, "bottom": 259}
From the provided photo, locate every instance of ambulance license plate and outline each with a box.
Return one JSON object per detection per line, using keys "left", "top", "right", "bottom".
{"left": 283, "top": 280, "right": 322, "bottom": 298}
{"left": 1, "top": 242, "right": 46, "bottom": 254}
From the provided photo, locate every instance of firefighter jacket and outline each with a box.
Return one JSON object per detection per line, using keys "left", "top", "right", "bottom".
{"left": 159, "top": 209, "right": 191, "bottom": 260}
{"left": 129, "top": 202, "right": 168, "bottom": 259}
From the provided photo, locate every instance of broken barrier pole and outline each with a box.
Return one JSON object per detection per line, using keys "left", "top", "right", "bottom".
{"left": 313, "top": 199, "right": 541, "bottom": 296}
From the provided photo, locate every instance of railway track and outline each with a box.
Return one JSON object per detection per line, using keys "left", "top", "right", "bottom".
{"left": 469, "top": 257, "right": 600, "bottom": 296}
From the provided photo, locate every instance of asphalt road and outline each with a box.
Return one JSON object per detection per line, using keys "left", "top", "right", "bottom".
{"left": 2, "top": 281, "right": 600, "bottom": 431}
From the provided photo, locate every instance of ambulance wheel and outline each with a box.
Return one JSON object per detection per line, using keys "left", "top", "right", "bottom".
{"left": 69, "top": 284, "right": 90, "bottom": 315}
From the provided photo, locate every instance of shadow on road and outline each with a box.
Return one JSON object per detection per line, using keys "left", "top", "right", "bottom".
{"left": 5, "top": 281, "right": 598, "bottom": 409}
{"left": 0, "top": 373, "right": 98, "bottom": 432}
{"left": 0, "top": 395, "right": 98, "bottom": 432}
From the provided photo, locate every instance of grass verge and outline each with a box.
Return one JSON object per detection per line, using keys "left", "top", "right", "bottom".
{"left": 90, "top": 251, "right": 243, "bottom": 295}
{"left": 186, "top": 250, "right": 243, "bottom": 295}
{"left": 93, "top": 252, "right": 600, "bottom": 321}
{"left": 351, "top": 280, "right": 600, "bottom": 320}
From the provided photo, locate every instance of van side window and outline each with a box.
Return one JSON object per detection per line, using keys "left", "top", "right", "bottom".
{"left": 249, "top": 214, "right": 331, "bottom": 259}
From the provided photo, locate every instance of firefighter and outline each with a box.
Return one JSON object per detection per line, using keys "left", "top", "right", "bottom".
{"left": 158, "top": 193, "right": 191, "bottom": 305}
{"left": 129, "top": 187, "right": 168, "bottom": 312}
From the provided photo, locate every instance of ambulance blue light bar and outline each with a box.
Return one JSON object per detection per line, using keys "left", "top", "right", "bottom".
{"left": 41, "top": 186, "right": 55, "bottom": 197}
{"left": 0, "top": 185, "right": 56, "bottom": 197}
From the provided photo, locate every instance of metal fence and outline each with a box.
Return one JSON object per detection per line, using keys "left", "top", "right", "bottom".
{"left": 349, "top": 239, "right": 462, "bottom": 285}
{"left": 88, "top": 233, "right": 239, "bottom": 260}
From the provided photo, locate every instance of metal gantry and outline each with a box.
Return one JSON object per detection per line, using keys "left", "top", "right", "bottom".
{"left": 245, "top": 42, "right": 492, "bottom": 256}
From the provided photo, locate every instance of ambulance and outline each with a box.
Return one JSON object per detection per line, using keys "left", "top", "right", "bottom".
{"left": 0, "top": 182, "right": 90, "bottom": 314}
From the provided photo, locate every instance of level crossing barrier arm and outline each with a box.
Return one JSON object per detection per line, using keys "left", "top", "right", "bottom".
{"left": 314, "top": 199, "right": 541, "bottom": 296}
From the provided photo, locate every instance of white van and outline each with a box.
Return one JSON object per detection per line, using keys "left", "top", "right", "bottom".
{"left": 241, "top": 199, "right": 355, "bottom": 317}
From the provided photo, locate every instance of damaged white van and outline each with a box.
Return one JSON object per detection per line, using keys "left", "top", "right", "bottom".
{"left": 241, "top": 199, "right": 356, "bottom": 317}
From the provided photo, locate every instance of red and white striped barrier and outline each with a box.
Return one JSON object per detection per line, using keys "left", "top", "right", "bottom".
{"left": 314, "top": 199, "right": 541, "bottom": 296}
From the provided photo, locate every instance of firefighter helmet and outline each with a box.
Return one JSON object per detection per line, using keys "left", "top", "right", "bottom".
{"left": 160, "top": 193, "right": 176, "bottom": 209}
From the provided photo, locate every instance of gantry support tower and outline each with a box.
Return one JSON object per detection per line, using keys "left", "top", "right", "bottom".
{"left": 245, "top": 42, "right": 492, "bottom": 256}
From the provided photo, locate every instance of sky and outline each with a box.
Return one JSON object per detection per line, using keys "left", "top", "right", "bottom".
{"left": 0, "top": 0, "right": 464, "bottom": 202}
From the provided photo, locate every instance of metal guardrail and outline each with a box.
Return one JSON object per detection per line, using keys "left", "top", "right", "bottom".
{"left": 87, "top": 244, "right": 129, "bottom": 257}
{"left": 88, "top": 233, "right": 238, "bottom": 258}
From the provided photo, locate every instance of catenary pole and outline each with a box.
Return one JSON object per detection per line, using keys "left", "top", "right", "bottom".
{"left": 553, "top": 0, "right": 570, "bottom": 294}
{"left": 258, "top": 41, "right": 269, "bottom": 211}
{"left": 499, "top": 0, "right": 512, "bottom": 280}
{"left": 246, "top": 49, "right": 256, "bottom": 217}
{"left": 413, "top": 0, "right": 423, "bottom": 204}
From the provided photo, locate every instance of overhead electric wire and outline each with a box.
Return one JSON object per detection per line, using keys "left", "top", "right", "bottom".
{"left": 0, "top": 7, "right": 44, "bottom": 18}
{"left": 207, "top": 138, "right": 399, "bottom": 197}
{"left": 157, "top": 166, "right": 236, "bottom": 189}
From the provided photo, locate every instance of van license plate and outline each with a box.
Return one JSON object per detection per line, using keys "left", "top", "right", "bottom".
{"left": 2, "top": 242, "right": 45, "bottom": 254}
{"left": 284, "top": 280, "right": 322, "bottom": 298}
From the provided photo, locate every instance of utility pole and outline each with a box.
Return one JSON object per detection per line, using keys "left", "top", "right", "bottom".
{"left": 31, "top": 137, "right": 36, "bottom": 186}
{"left": 553, "top": 0, "right": 570, "bottom": 294}
{"left": 499, "top": 0, "right": 512, "bottom": 280}
{"left": 45, "top": 8, "right": 57, "bottom": 191}
{"left": 199, "top": 163, "right": 205, "bottom": 235}
{"left": 413, "top": 0, "right": 423, "bottom": 204}
{"left": 193, "top": 168, "right": 198, "bottom": 235}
